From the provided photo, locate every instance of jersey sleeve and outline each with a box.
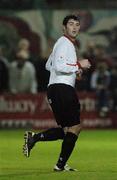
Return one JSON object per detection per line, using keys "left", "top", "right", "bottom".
{"left": 45, "top": 53, "right": 52, "bottom": 71}
{"left": 53, "top": 42, "right": 79, "bottom": 74}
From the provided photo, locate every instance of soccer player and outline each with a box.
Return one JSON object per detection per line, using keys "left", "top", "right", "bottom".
{"left": 23, "top": 14, "right": 91, "bottom": 171}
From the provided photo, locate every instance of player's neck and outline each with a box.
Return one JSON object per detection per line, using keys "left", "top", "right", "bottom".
{"left": 64, "top": 34, "right": 76, "bottom": 44}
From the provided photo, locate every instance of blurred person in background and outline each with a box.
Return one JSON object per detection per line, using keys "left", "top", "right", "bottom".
{"left": 82, "top": 41, "right": 96, "bottom": 69}
{"left": 11, "top": 38, "right": 30, "bottom": 60}
{"left": 17, "top": 38, "right": 49, "bottom": 92}
{"left": 0, "top": 46, "right": 9, "bottom": 93}
{"left": 34, "top": 57, "right": 50, "bottom": 92}
{"left": 16, "top": 38, "right": 37, "bottom": 64}
{"left": 93, "top": 44, "right": 113, "bottom": 68}
{"left": 80, "top": 43, "right": 114, "bottom": 93}
{"left": 106, "top": 26, "right": 117, "bottom": 58}
{"left": 78, "top": 41, "right": 97, "bottom": 92}
{"left": 18, "top": 38, "right": 30, "bottom": 52}
{"left": 109, "top": 64, "right": 117, "bottom": 112}
{"left": 9, "top": 49, "right": 37, "bottom": 94}
{"left": 23, "top": 14, "right": 91, "bottom": 171}
{"left": 90, "top": 62, "right": 111, "bottom": 117}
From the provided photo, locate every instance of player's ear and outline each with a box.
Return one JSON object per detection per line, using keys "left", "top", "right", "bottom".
{"left": 62, "top": 25, "right": 66, "bottom": 33}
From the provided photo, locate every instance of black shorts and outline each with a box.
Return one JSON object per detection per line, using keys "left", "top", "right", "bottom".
{"left": 47, "top": 83, "right": 80, "bottom": 128}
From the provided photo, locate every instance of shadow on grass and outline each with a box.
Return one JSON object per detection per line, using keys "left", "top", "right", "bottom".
{"left": 3, "top": 167, "right": 100, "bottom": 179}
{"left": 1, "top": 168, "right": 117, "bottom": 179}
{"left": 0, "top": 170, "right": 56, "bottom": 178}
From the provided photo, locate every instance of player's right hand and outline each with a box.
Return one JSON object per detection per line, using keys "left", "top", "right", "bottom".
{"left": 78, "top": 59, "right": 91, "bottom": 70}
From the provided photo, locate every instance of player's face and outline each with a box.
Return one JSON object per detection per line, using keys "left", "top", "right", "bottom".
{"left": 64, "top": 19, "right": 80, "bottom": 39}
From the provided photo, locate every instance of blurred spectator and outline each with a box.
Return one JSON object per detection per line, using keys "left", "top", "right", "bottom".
{"left": 90, "top": 62, "right": 111, "bottom": 117}
{"left": 106, "top": 26, "right": 117, "bottom": 58}
{"left": 15, "top": 38, "right": 37, "bottom": 64}
{"left": 109, "top": 64, "right": 117, "bottom": 112}
{"left": 18, "top": 38, "right": 30, "bottom": 52}
{"left": 9, "top": 49, "right": 37, "bottom": 94}
{"left": 32, "top": 37, "right": 54, "bottom": 92}
{"left": 75, "top": 70, "right": 90, "bottom": 92}
{"left": 16, "top": 38, "right": 49, "bottom": 92}
{"left": 34, "top": 57, "right": 50, "bottom": 92}
{"left": 82, "top": 41, "right": 96, "bottom": 68}
{"left": 81, "top": 41, "right": 96, "bottom": 91}
{"left": 93, "top": 45, "right": 113, "bottom": 68}
{"left": 0, "top": 46, "right": 9, "bottom": 93}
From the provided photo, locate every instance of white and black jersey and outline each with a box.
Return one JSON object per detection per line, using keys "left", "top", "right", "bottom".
{"left": 46, "top": 35, "right": 80, "bottom": 88}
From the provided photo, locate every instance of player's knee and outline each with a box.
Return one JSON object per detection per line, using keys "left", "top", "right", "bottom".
{"left": 67, "top": 123, "right": 82, "bottom": 136}
{"left": 75, "top": 124, "right": 82, "bottom": 135}
{"left": 78, "top": 124, "right": 82, "bottom": 132}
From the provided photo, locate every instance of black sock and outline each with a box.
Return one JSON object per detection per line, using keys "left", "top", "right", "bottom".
{"left": 56, "top": 132, "right": 78, "bottom": 169}
{"left": 33, "top": 128, "right": 65, "bottom": 142}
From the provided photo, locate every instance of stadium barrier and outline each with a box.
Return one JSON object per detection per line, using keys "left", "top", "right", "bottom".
{"left": 0, "top": 93, "right": 116, "bottom": 129}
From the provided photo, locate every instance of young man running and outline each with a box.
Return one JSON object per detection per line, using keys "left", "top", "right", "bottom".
{"left": 23, "top": 14, "right": 91, "bottom": 171}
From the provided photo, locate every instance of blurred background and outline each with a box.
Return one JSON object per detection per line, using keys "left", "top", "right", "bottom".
{"left": 0, "top": 0, "right": 117, "bottom": 129}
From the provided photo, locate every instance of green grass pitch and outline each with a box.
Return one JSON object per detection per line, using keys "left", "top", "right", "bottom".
{"left": 0, "top": 129, "right": 117, "bottom": 180}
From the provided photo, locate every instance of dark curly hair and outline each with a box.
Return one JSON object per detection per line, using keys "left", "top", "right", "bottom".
{"left": 63, "top": 15, "right": 80, "bottom": 26}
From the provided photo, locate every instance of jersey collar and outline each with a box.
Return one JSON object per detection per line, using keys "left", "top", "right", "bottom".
{"left": 63, "top": 34, "right": 77, "bottom": 45}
